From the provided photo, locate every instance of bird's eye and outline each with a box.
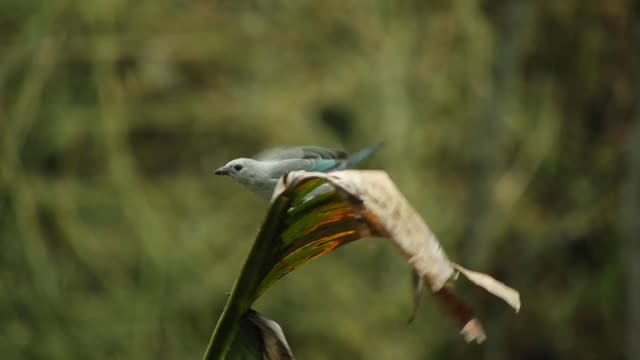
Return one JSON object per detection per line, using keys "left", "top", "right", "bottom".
{"left": 234, "top": 164, "right": 243, "bottom": 171}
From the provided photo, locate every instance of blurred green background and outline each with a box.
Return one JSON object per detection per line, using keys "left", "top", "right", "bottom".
{"left": 1, "top": 1, "right": 638, "bottom": 359}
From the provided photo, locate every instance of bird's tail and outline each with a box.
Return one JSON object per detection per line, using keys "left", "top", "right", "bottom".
{"left": 338, "top": 141, "right": 384, "bottom": 170}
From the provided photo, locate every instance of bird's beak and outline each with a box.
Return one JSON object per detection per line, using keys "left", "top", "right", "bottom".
{"left": 214, "top": 167, "right": 229, "bottom": 176}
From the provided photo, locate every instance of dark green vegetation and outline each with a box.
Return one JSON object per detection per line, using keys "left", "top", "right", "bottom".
{"left": 1, "top": 1, "right": 638, "bottom": 359}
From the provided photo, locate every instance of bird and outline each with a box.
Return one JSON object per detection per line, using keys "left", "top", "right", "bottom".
{"left": 214, "top": 142, "right": 383, "bottom": 198}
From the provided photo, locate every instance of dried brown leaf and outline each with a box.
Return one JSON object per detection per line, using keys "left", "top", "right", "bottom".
{"left": 275, "top": 170, "right": 521, "bottom": 343}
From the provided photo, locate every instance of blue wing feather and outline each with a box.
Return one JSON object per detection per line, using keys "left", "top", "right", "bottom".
{"left": 310, "top": 159, "right": 340, "bottom": 172}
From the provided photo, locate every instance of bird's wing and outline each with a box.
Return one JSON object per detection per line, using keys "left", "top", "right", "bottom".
{"left": 264, "top": 159, "right": 315, "bottom": 177}
{"left": 334, "top": 141, "right": 384, "bottom": 170}
{"left": 254, "top": 146, "right": 348, "bottom": 161}
{"left": 266, "top": 158, "right": 346, "bottom": 179}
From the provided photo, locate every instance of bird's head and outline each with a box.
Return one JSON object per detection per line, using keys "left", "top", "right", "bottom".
{"left": 214, "top": 158, "right": 259, "bottom": 184}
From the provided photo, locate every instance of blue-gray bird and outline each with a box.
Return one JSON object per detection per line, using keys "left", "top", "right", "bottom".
{"left": 214, "top": 142, "right": 383, "bottom": 198}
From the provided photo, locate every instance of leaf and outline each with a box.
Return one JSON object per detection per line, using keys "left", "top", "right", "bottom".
{"left": 227, "top": 311, "right": 266, "bottom": 360}
{"left": 275, "top": 170, "right": 521, "bottom": 342}
{"left": 204, "top": 175, "right": 370, "bottom": 359}
{"left": 408, "top": 270, "right": 425, "bottom": 323}
{"left": 247, "top": 310, "right": 295, "bottom": 360}
{"left": 204, "top": 170, "right": 521, "bottom": 359}
{"left": 452, "top": 264, "right": 521, "bottom": 313}
{"left": 228, "top": 309, "right": 294, "bottom": 360}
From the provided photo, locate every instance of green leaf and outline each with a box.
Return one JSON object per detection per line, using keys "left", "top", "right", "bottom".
{"left": 203, "top": 177, "right": 369, "bottom": 359}
{"left": 228, "top": 310, "right": 293, "bottom": 360}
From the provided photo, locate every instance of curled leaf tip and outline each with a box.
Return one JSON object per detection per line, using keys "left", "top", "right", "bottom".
{"left": 452, "top": 264, "right": 521, "bottom": 313}
{"left": 460, "top": 319, "right": 487, "bottom": 344}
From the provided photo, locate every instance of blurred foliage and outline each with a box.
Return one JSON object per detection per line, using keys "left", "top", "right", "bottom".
{"left": 0, "top": 0, "right": 637, "bottom": 359}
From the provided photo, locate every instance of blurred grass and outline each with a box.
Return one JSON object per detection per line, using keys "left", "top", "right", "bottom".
{"left": 0, "top": 0, "right": 635, "bottom": 359}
